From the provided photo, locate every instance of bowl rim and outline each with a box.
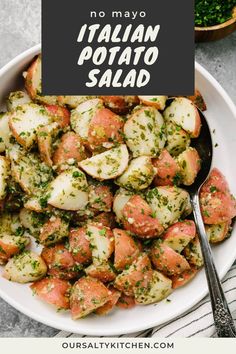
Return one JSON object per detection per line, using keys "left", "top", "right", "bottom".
{"left": 0, "top": 44, "right": 236, "bottom": 335}
{"left": 195, "top": 6, "right": 236, "bottom": 31}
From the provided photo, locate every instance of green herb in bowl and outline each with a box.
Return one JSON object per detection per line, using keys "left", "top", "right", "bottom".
{"left": 195, "top": 0, "right": 236, "bottom": 27}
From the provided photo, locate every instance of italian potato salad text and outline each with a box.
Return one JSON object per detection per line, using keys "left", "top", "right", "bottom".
{"left": 0, "top": 55, "right": 236, "bottom": 319}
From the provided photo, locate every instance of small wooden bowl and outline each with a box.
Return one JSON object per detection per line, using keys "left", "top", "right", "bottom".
{"left": 195, "top": 7, "right": 236, "bottom": 42}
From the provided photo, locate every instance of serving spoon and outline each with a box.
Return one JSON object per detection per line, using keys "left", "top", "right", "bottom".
{"left": 185, "top": 109, "right": 236, "bottom": 337}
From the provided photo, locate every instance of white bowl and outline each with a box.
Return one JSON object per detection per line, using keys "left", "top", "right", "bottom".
{"left": 0, "top": 44, "right": 236, "bottom": 336}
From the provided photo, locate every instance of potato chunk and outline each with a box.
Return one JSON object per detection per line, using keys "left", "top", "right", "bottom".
{"left": 164, "top": 97, "right": 201, "bottom": 138}
{"left": 116, "top": 156, "right": 155, "bottom": 190}
{"left": 70, "top": 98, "right": 103, "bottom": 141}
{"left": 70, "top": 276, "right": 110, "bottom": 319}
{"left": 3, "top": 251, "right": 47, "bottom": 283}
{"left": 147, "top": 186, "right": 191, "bottom": 228}
{"left": 177, "top": 147, "right": 201, "bottom": 185}
{"left": 124, "top": 106, "right": 166, "bottom": 157}
{"left": 9, "top": 103, "right": 51, "bottom": 149}
{"left": 48, "top": 168, "right": 88, "bottom": 210}
{"left": 165, "top": 122, "right": 190, "bottom": 156}
{"left": 135, "top": 270, "right": 172, "bottom": 305}
{"left": 79, "top": 144, "right": 129, "bottom": 180}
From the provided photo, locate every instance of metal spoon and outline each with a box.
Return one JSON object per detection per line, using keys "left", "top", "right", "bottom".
{"left": 185, "top": 109, "right": 236, "bottom": 337}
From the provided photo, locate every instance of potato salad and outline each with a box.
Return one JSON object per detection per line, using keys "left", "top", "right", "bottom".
{"left": 0, "top": 55, "right": 236, "bottom": 319}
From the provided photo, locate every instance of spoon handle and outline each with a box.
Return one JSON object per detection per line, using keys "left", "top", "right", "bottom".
{"left": 191, "top": 192, "right": 236, "bottom": 337}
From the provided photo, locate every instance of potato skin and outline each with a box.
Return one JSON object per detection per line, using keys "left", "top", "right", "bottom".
{"left": 39, "top": 217, "right": 69, "bottom": 245}
{"left": 52, "top": 132, "right": 87, "bottom": 170}
{"left": 206, "top": 221, "right": 231, "bottom": 243}
{"left": 0, "top": 234, "right": 30, "bottom": 264}
{"left": 162, "top": 220, "right": 196, "bottom": 253}
{"left": 114, "top": 253, "right": 153, "bottom": 296}
{"left": 152, "top": 149, "right": 180, "bottom": 186}
{"left": 96, "top": 287, "right": 121, "bottom": 315}
{"left": 187, "top": 89, "right": 206, "bottom": 112}
{"left": 122, "top": 195, "right": 164, "bottom": 238}
{"left": 113, "top": 228, "right": 140, "bottom": 271}
{"left": 171, "top": 266, "right": 199, "bottom": 289}
{"left": 69, "top": 227, "right": 92, "bottom": 264}
{"left": 3, "top": 251, "right": 47, "bottom": 283}
{"left": 41, "top": 244, "right": 79, "bottom": 280}
{"left": 87, "top": 108, "right": 124, "bottom": 151}
{"left": 45, "top": 104, "right": 70, "bottom": 129}
{"left": 70, "top": 276, "right": 110, "bottom": 319}
{"left": 151, "top": 241, "right": 190, "bottom": 276}
{"left": 116, "top": 294, "right": 135, "bottom": 309}
{"left": 88, "top": 184, "right": 113, "bottom": 212}
{"left": 177, "top": 147, "right": 201, "bottom": 186}
{"left": 85, "top": 262, "right": 116, "bottom": 283}
{"left": 31, "top": 278, "right": 71, "bottom": 309}
{"left": 200, "top": 191, "right": 236, "bottom": 224}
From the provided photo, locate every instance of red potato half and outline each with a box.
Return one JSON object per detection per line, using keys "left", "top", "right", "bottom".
{"left": 69, "top": 227, "right": 92, "bottom": 264}
{"left": 116, "top": 294, "right": 136, "bottom": 309}
{"left": 152, "top": 149, "right": 180, "bottom": 186}
{"left": 163, "top": 97, "right": 201, "bottom": 138}
{"left": 124, "top": 106, "right": 166, "bottom": 157}
{"left": 183, "top": 235, "right": 203, "bottom": 268}
{"left": 100, "top": 96, "right": 139, "bottom": 114}
{"left": 162, "top": 220, "right": 196, "bottom": 253}
{"left": 45, "top": 104, "right": 70, "bottom": 129}
{"left": 93, "top": 212, "right": 116, "bottom": 229}
{"left": 122, "top": 195, "right": 164, "bottom": 238}
{"left": 165, "top": 122, "right": 191, "bottom": 157}
{"left": 113, "top": 228, "right": 140, "bottom": 271}
{"left": 37, "top": 122, "right": 59, "bottom": 166}
{"left": 113, "top": 188, "right": 133, "bottom": 222}
{"left": 85, "top": 262, "right": 116, "bottom": 283}
{"left": 114, "top": 253, "right": 153, "bottom": 296}
{"left": 79, "top": 144, "right": 129, "bottom": 180}
{"left": 41, "top": 244, "right": 79, "bottom": 280}
{"left": 95, "top": 287, "right": 121, "bottom": 315}
{"left": 135, "top": 270, "right": 172, "bottom": 305}
{"left": 86, "top": 223, "right": 114, "bottom": 264}
{"left": 24, "top": 56, "right": 58, "bottom": 105}
{"left": 200, "top": 168, "right": 230, "bottom": 195}
{"left": 206, "top": 221, "right": 231, "bottom": 243}
{"left": 171, "top": 266, "right": 199, "bottom": 289}
{"left": 151, "top": 241, "right": 190, "bottom": 276}
{"left": 146, "top": 186, "right": 192, "bottom": 228}
{"left": 177, "top": 147, "right": 201, "bottom": 186}
{"left": 200, "top": 191, "right": 236, "bottom": 224}
{"left": 87, "top": 108, "right": 124, "bottom": 151}
{"left": 70, "top": 276, "right": 110, "bottom": 319}
{"left": 31, "top": 278, "right": 71, "bottom": 309}
{"left": 9, "top": 103, "right": 51, "bottom": 149}
{"left": 52, "top": 132, "right": 87, "bottom": 170}
{"left": 116, "top": 156, "right": 156, "bottom": 191}
{"left": 187, "top": 89, "right": 207, "bottom": 112}
{"left": 138, "top": 95, "right": 167, "bottom": 110}
{"left": 0, "top": 234, "right": 30, "bottom": 265}
{"left": 70, "top": 98, "right": 103, "bottom": 143}
{"left": 39, "top": 217, "right": 69, "bottom": 246}
{"left": 3, "top": 251, "right": 47, "bottom": 283}
{"left": 47, "top": 167, "right": 89, "bottom": 211}
{"left": 88, "top": 184, "right": 113, "bottom": 212}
